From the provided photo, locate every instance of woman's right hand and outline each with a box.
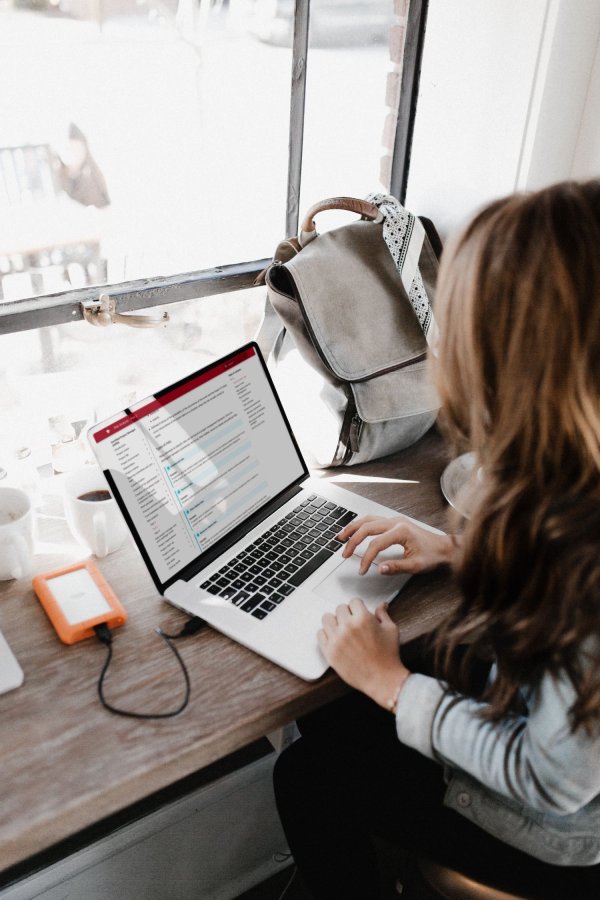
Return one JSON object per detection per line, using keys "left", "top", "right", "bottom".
{"left": 338, "top": 514, "right": 456, "bottom": 576}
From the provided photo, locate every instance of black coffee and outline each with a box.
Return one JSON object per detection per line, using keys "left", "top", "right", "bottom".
{"left": 78, "top": 490, "right": 111, "bottom": 503}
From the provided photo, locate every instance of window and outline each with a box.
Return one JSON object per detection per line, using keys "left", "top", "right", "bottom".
{"left": 0, "top": 0, "right": 427, "bottom": 477}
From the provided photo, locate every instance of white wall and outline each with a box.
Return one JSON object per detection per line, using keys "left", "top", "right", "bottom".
{"left": 406, "top": 0, "right": 600, "bottom": 238}
{"left": 573, "top": 17, "right": 600, "bottom": 179}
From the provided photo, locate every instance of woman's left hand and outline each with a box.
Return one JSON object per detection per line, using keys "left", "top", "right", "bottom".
{"left": 317, "top": 598, "right": 411, "bottom": 711}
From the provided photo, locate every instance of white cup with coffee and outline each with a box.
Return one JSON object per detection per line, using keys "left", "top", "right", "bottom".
{"left": 63, "top": 467, "right": 128, "bottom": 558}
{"left": 0, "top": 487, "right": 34, "bottom": 580}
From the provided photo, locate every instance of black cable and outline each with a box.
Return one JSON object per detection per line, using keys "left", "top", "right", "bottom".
{"left": 94, "top": 616, "right": 206, "bottom": 720}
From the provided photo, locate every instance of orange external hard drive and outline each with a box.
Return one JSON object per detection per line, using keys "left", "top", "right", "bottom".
{"left": 32, "top": 560, "right": 127, "bottom": 644}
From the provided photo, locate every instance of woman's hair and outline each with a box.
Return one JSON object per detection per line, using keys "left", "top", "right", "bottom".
{"left": 431, "top": 179, "right": 600, "bottom": 731}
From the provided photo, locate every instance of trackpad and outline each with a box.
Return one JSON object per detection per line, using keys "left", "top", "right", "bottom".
{"left": 313, "top": 554, "right": 409, "bottom": 609}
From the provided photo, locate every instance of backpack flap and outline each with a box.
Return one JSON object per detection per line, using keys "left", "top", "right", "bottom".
{"left": 286, "top": 219, "right": 426, "bottom": 379}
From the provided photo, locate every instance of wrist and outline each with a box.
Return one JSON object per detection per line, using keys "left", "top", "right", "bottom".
{"left": 439, "top": 534, "right": 456, "bottom": 566}
{"left": 370, "top": 667, "right": 411, "bottom": 714}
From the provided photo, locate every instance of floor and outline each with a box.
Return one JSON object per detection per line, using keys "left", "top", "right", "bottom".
{"left": 234, "top": 842, "right": 417, "bottom": 900}
{"left": 235, "top": 866, "right": 311, "bottom": 900}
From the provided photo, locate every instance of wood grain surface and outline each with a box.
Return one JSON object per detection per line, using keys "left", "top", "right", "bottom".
{"left": 0, "top": 428, "right": 457, "bottom": 872}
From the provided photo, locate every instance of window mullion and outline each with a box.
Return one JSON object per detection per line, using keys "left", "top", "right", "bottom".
{"left": 285, "top": 0, "right": 311, "bottom": 239}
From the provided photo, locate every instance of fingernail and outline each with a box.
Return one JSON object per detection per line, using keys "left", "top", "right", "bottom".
{"left": 380, "top": 564, "right": 389, "bottom": 574}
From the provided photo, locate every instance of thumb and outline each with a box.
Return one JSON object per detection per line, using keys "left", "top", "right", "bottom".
{"left": 379, "top": 558, "right": 410, "bottom": 575}
{"left": 374, "top": 602, "right": 394, "bottom": 625}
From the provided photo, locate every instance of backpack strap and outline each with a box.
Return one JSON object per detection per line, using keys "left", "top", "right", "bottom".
{"left": 366, "top": 192, "right": 440, "bottom": 352}
{"left": 254, "top": 237, "right": 301, "bottom": 362}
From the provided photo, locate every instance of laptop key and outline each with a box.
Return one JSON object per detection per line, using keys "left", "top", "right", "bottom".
{"left": 261, "top": 600, "right": 276, "bottom": 612}
{"left": 220, "top": 586, "right": 239, "bottom": 600}
{"left": 231, "top": 590, "right": 250, "bottom": 606}
{"left": 305, "top": 542, "right": 323, "bottom": 555}
{"left": 251, "top": 608, "right": 268, "bottom": 620}
{"left": 272, "top": 592, "right": 285, "bottom": 603}
{"left": 337, "top": 511, "right": 358, "bottom": 528}
{"left": 283, "top": 562, "right": 300, "bottom": 574}
{"left": 203, "top": 583, "right": 221, "bottom": 595}
{"left": 327, "top": 539, "right": 344, "bottom": 552}
{"left": 279, "top": 583, "right": 295, "bottom": 596}
{"left": 288, "top": 548, "right": 334, "bottom": 587}
{"left": 241, "top": 594, "right": 265, "bottom": 613}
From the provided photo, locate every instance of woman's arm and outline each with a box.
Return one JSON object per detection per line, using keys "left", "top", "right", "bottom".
{"left": 319, "top": 601, "right": 600, "bottom": 816}
{"left": 396, "top": 664, "right": 600, "bottom": 816}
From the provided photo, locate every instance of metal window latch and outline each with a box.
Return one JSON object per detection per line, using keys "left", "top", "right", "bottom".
{"left": 81, "top": 293, "right": 169, "bottom": 328}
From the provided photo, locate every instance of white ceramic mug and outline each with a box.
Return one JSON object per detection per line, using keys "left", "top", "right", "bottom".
{"left": 0, "top": 487, "right": 34, "bottom": 580}
{"left": 63, "top": 467, "right": 128, "bottom": 558}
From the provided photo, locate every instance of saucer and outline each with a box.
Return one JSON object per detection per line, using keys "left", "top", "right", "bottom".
{"left": 440, "top": 452, "right": 477, "bottom": 517}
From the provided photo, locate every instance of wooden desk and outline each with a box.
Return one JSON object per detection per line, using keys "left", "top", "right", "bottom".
{"left": 0, "top": 429, "right": 456, "bottom": 875}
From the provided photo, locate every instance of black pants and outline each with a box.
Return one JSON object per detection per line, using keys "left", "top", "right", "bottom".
{"left": 273, "top": 689, "right": 600, "bottom": 900}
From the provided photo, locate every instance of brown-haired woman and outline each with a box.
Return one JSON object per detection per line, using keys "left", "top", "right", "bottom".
{"left": 273, "top": 180, "right": 600, "bottom": 899}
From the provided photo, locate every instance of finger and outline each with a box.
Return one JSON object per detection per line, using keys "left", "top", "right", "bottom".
{"left": 359, "top": 530, "right": 410, "bottom": 572}
{"left": 374, "top": 601, "right": 392, "bottom": 624}
{"left": 341, "top": 520, "right": 388, "bottom": 559}
{"left": 335, "top": 603, "right": 353, "bottom": 623}
{"left": 317, "top": 628, "right": 328, "bottom": 649}
{"left": 379, "top": 557, "right": 415, "bottom": 576}
{"left": 348, "top": 596, "right": 367, "bottom": 617}
{"left": 339, "top": 520, "right": 377, "bottom": 557}
{"left": 336, "top": 515, "right": 376, "bottom": 543}
{"left": 321, "top": 612, "right": 337, "bottom": 631}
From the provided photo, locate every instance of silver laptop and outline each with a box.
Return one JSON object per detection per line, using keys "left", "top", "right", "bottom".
{"left": 88, "top": 342, "right": 433, "bottom": 680}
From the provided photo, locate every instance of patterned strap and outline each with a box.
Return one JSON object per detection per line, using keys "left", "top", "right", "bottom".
{"left": 366, "top": 192, "right": 439, "bottom": 351}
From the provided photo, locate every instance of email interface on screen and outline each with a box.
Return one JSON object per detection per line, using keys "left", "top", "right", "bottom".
{"left": 91, "top": 346, "right": 305, "bottom": 586}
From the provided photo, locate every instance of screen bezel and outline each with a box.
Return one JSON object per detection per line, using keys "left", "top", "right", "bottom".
{"left": 89, "top": 342, "right": 309, "bottom": 594}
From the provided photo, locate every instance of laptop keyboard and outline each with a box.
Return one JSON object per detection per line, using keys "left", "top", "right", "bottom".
{"left": 199, "top": 494, "right": 357, "bottom": 620}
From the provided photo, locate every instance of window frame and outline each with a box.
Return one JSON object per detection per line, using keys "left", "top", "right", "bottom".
{"left": 0, "top": 0, "right": 428, "bottom": 338}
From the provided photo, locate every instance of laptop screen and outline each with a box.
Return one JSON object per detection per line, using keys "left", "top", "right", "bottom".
{"left": 89, "top": 343, "right": 308, "bottom": 591}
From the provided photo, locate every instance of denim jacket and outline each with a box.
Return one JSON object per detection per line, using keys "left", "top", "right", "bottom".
{"left": 395, "top": 659, "right": 600, "bottom": 866}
